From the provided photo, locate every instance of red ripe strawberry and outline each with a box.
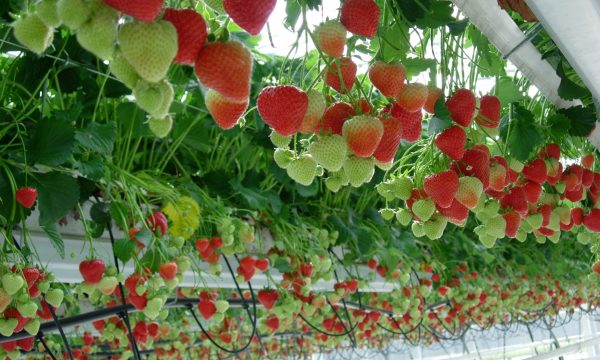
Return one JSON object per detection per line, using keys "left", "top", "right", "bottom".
{"left": 197, "top": 299, "right": 217, "bottom": 320}
{"left": 342, "top": 115, "right": 384, "bottom": 158}
{"left": 125, "top": 274, "right": 145, "bottom": 294}
{"left": 460, "top": 147, "right": 490, "bottom": 189}
{"left": 584, "top": 209, "right": 600, "bottom": 233}
{"left": 325, "top": 57, "right": 357, "bottom": 93}
{"left": 340, "top": 0, "right": 380, "bottom": 38}
{"left": 195, "top": 41, "right": 253, "bottom": 103}
{"left": 424, "top": 170, "right": 459, "bottom": 208}
{"left": 205, "top": 89, "right": 248, "bottom": 130}
{"left": 300, "top": 262, "right": 314, "bottom": 277}
{"left": 159, "top": 262, "right": 178, "bottom": 280}
{"left": 257, "top": 289, "right": 278, "bottom": 310}
{"left": 521, "top": 180, "right": 542, "bottom": 204}
{"left": 368, "top": 61, "right": 405, "bottom": 98}
{"left": 79, "top": 259, "right": 105, "bottom": 284}
{"left": 15, "top": 187, "right": 37, "bottom": 209}
{"left": 239, "top": 256, "right": 256, "bottom": 273}
{"left": 314, "top": 20, "right": 346, "bottom": 58}
{"left": 582, "top": 153, "right": 595, "bottom": 169}
{"left": 435, "top": 125, "right": 466, "bottom": 160}
{"left": 475, "top": 95, "right": 501, "bottom": 128}
{"left": 255, "top": 258, "right": 269, "bottom": 272}
{"left": 104, "top": 0, "right": 165, "bottom": 22}
{"left": 562, "top": 172, "right": 579, "bottom": 191}
{"left": 522, "top": 159, "right": 547, "bottom": 184}
{"left": 593, "top": 261, "right": 600, "bottom": 275}
{"left": 539, "top": 143, "right": 561, "bottom": 160}
{"left": 438, "top": 286, "right": 449, "bottom": 296}
{"left": 565, "top": 185, "right": 584, "bottom": 202}
{"left": 83, "top": 332, "right": 94, "bottom": 346}
{"left": 265, "top": 315, "right": 279, "bottom": 331}
{"left": 437, "top": 199, "right": 469, "bottom": 225}
{"left": 210, "top": 236, "right": 223, "bottom": 249}
{"left": 319, "top": 101, "right": 354, "bottom": 135}
{"left": 21, "top": 267, "right": 40, "bottom": 289}
{"left": 571, "top": 207, "right": 584, "bottom": 225}
{"left": 538, "top": 204, "right": 552, "bottom": 227}
{"left": 163, "top": 9, "right": 207, "bottom": 65}
{"left": 223, "top": 0, "right": 276, "bottom": 35}
{"left": 367, "top": 259, "right": 377, "bottom": 269}
{"left": 395, "top": 83, "right": 428, "bottom": 112}
{"left": 5, "top": 308, "right": 29, "bottom": 333}
{"left": 390, "top": 103, "right": 422, "bottom": 142}
{"left": 146, "top": 211, "right": 168, "bottom": 236}
{"left": 446, "top": 89, "right": 475, "bottom": 126}
{"left": 500, "top": 187, "right": 528, "bottom": 217}
{"left": 583, "top": 169, "right": 595, "bottom": 188}
{"left": 502, "top": 211, "right": 521, "bottom": 238}
{"left": 488, "top": 161, "right": 507, "bottom": 191}
{"left": 423, "top": 86, "right": 443, "bottom": 114}
{"left": 373, "top": 113, "right": 402, "bottom": 163}
{"left": 17, "top": 337, "right": 34, "bottom": 352}
{"left": 257, "top": 85, "right": 308, "bottom": 136}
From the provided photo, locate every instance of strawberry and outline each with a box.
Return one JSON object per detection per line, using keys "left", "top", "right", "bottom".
{"left": 344, "top": 156, "right": 375, "bottom": 187}
{"left": 460, "top": 147, "right": 490, "bottom": 189}
{"left": 368, "top": 61, "right": 405, "bottom": 98}
{"left": 309, "top": 135, "right": 348, "bottom": 172}
{"left": 83, "top": 332, "right": 94, "bottom": 346}
{"left": 313, "top": 20, "right": 347, "bottom": 58}
{"left": 133, "top": 80, "right": 173, "bottom": 119}
{"left": 109, "top": 49, "right": 140, "bottom": 89}
{"left": 76, "top": 6, "right": 118, "bottom": 61}
{"left": 255, "top": 258, "right": 269, "bottom": 272}
{"left": 159, "top": 262, "right": 178, "bottom": 280}
{"left": 437, "top": 199, "right": 469, "bottom": 225}
{"left": 522, "top": 159, "right": 547, "bottom": 184}
{"left": 342, "top": 115, "right": 384, "bottom": 158}
{"left": 300, "top": 90, "right": 326, "bottom": 134}
{"left": 286, "top": 155, "right": 318, "bottom": 186}
{"left": 424, "top": 170, "right": 459, "bottom": 208}
{"left": 57, "top": 0, "right": 91, "bottom": 30}
{"left": 21, "top": 267, "right": 40, "bottom": 289}
{"left": 118, "top": 21, "right": 178, "bottom": 83}
{"left": 390, "top": 104, "right": 422, "bottom": 142}
{"left": 239, "top": 256, "right": 256, "bottom": 273}
{"left": 103, "top": 0, "right": 164, "bottom": 22}
{"left": 502, "top": 211, "right": 521, "bottom": 238}
{"left": 319, "top": 101, "right": 354, "bottom": 135}
{"left": 205, "top": 89, "right": 248, "bottom": 130}
{"left": 265, "top": 315, "right": 279, "bottom": 331}
{"left": 446, "top": 88, "right": 475, "bottom": 127}
{"left": 15, "top": 187, "right": 38, "bottom": 209}
{"left": 571, "top": 207, "right": 584, "bottom": 225}
{"left": 395, "top": 83, "right": 428, "bottom": 112}
{"left": 488, "top": 161, "right": 507, "bottom": 191}
{"left": 36, "top": 0, "right": 61, "bottom": 28}
{"left": 455, "top": 176, "right": 483, "bottom": 209}
{"left": 539, "top": 143, "right": 561, "bottom": 160}
{"left": 324, "top": 57, "right": 357, "bottom": 93}
{"left": 435, "top": 125, "right": 466, "bottom": 160}
{"left": 522, "top": 180, "right": 542, "bottom": 204}
{"left": 583, "top": 168, "right": 595, "bottom": 188}
{"left": 373, "top": 113, "right": 403, "bottom": 163}
{"left": 423, "top": 86, "right": 443, "bottom": 114}
{"left": 500, "top": 187, "right": 528, "bottom": 217}
{"left": 257, "top": 85, "right": 308, "bottom": 136}
{"left": 17, "top": 337, "right": 34, "bottom": 352}
{"left": 423, "top": 214, "right": 448, "bottom": 240}
{"left": 340, "top": 0, "right": 380, "bottom": 38}
{"left": 148, "top": 116, "right": 173, "bottom": 138}
{"left": 411, "top": 198, "right": 435, "bottom": 222}
{"left": 223, "top": 0, "right": 276, "bottom": 35}
{"left": 582, "top": 153, "right": 595, "bottom": 169}
{"left": 475, "top": 95, "right": 501, "bottom": 128}
{"left": 197, "top": 300, "right": 216, "bottom": 320}
{"left": 565, "top": 185, "right": 584, "bottom": 202}
{"left": 584, "top": 209, "right": 600, "bottom": 233}
{"left": 163, "top": 8, "right": 207, "bottom": 65}
{"left": 593, "top": 261, "right": 600, "bottom": 275}
{"left": 79, "top": 259, "right": 105, "bottom": 284}
{"left": 146, "top": 211, "right": 168, "bottom": 236}
{"left": 195, "top": 41, "right": 253, "bottom": 102}
{"left": 12, "top": 14, "right": 54, "bottom": 55}
{"left": 257, "top": 289, "right": 278, "bottom": 310}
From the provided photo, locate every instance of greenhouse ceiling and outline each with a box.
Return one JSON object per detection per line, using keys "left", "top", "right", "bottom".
{"left": 0, "top": 0, "right": 599, "bottom": 359}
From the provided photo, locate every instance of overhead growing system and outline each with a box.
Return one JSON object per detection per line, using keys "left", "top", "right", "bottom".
{"left": 0, "top": 0, "right": 599, "bottom": 359}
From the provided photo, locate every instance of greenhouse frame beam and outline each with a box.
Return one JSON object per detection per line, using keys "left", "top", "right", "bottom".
{"left": 523, "top": 334, "right": 600, "bottom": 360}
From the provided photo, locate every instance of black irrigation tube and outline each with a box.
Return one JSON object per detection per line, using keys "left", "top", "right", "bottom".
{"left": 36, "top": 332, "right": 58, "bottom": 360}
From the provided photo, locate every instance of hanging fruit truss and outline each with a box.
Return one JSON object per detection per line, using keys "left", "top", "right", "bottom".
{"left": 0, "top": 0, "right": 599, "bottom": 359}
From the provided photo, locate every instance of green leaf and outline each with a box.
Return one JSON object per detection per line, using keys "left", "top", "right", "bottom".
{"left": 113, "top": 239, "right": 135, "bottom": 263}
{"left": 140, "top": 249, "right": 161, "bottom": 272}
{"left": 428, "top": 99, "right": 452, "bottom": 135}
{"left": 493, "top": 77, "right": 524, "bottom": 105}
{"left": 41, "top": 223, "right": 65, "bottom": 258}
{"left": 558, "top": 106, "right": 597, "bottom": 137}
{"left": 117, "top": 103, "right": 146, "bottom": 138}
{"left": 75, "top": 122, "right": 116, "bottom": 155}
{"left": 284, "top": 0, "right": 301, "bottom": 29}
{"left": 33, "top": 172, "right": 79, "bottom": 226}
{"left": 356, "top": 228, "right": 374, "bottom": 256}
{"left": 90, "top": 202, "right": 110, "bottom": 225}
{"left": 77, "top": 155, "right": 105, "bottom": 181}
{"left": 415, "top": 1, "right": 455, "bottom": 28}
{"left": 546, "top": 113, "right": 571, "bottom": 139}
{"left": 504, "top": 106, "right": 544, "bottom": 161}
{"left": 447, "top": 19, "right": 469, "bottom": 35}
{"left": 403, "top": 57, "right": 437, "bottom": 79}
{"left": 296, "top": 182, "right": 319, "bottom": 197}
{"left": 273, "top": 258, "right": 292, "bottom": 273}
{"left": 556, "top": 61, "right": 591, "bottom": 101}
{"left": 28, "top": 117, "right": 75, "bottom": 166}
{"left": 110, "top": 201, "right": 129, "bottom": 231}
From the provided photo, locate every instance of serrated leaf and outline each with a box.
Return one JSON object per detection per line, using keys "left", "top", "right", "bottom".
{"left": 547, "top": 113, "right": 571, "bottom": 139}
{"left": 34, "top": 172, "right": 79, "bottom": 226}
{"left": 403, "top": 58, "right": 437, "bottom": 79}
{"left": 273, "top": 258, "right": 292, "bottom": 273}
{"left": 556, "top": 61, "right": 590, "bottom": 101}
{"left": 41, "top": 223, "right": 65, "bottom": 258}
{"left": 90, "top": 202, "right": 110, "bottom": 225}
{"left": 28, "top": 118, "right": 75, "bottom": 166}
{"left": 447, "top": 19, "right": 469, "bottom": 35}
{"left": 113, "top": 239, "right": 135, "bottom": 263}
{"left": 77, "top": 155, "right": 105, "bottom": 181}
{"left": 75, "top": 122, "right": 116, "bottom": 155}
{"left": 558, "top": 105, "right": 597, "bottom": 137}
{"left": 504, "top": 106, "right": 543, "bottom": 161}
{"left": 296, "top": 182, "right": 318, "bottom": 197}
{"left": 356, "top": 228, "right": 374, "bottom": 255}
{"left": 493, "top": 77, "right": 524, "bottom": 105}
{"left": 284, "top": 0, "right": 301, "bottom": 29}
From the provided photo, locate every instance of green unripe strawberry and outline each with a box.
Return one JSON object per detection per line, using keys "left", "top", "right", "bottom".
{"left": 376, "top": 181, "right": 395, "bottom": 201}
{"left": 379, "top": 208, "right": 395, "bottom": 221}
{"left": 270, "top": 130, "right": 292, "bottom": 148}
{"left": 0, "top": 318, "right": 18, "bottom": 337}
{"left": 343, "top": 156, "right": 374, "bottom": 187}
{"left": 535, "top": 235, "right": 546, "bottom": 244}
{"left": 17, "top": 301, "right": 38, "bottom": 318}
{"left": 479, "top": 234, "right": 496, "bottom": 248}
{"left": 45, "top": 288, "right": 64, "bottom": 308}
{"left": 485, "top": 215, "right": 506, "bottom": 238}
{"left": 309, "top": 135, "right": 348, "bottom": 172}
{"left": 24, "top": 318, "right": 40, "bottom": 335}
{"left": 547, "top": 230, "right": 560, "bottom": 244}
{"left": 577, "top": 232, "right": 591, "bottom": 245}
{"left": 509, "top": 158, "right": 524, "bottom": 172}
{"left": 411, "top": 198, "right": 435, "bottom": 222}
{"left": 2, "top": 274, "right": 24, "bottom": 296}
{"left": 76, "top": 6, "right": 118, "bottom": 60}
{"left": 148, "top": 116, "right": 173, "bottom": 138}
{"left": 395, "top": 208, "right": 412, "bottom": 226}
{"left": 109, "top": 50, "right": 140, "bottom": 89}
{"left": 57, "top": 0, "right": 91, "bottom": 30}
{"left": 555, "top": 182, "right": 566, "bottom": 194}
{"left": 215, "top": 300, "right": 229, "bottom": 313}
{"left": 134, "top": 80, "right": 173, "bottom": 119}
{"left": 36, "top": 0, "right": 61, "bottom": 27}
{"left": 389, "top": 176, "right": 413, "bottom": 200}
{"left": 527, "top": 213, "right": 543, "bottom": 229}
{"left": 547, "top": 211, "right": 560, "bottom": 232}
{"left": 374, "top": 159, "right": 393, "bottom": 171}
{"left": 273, "top": 148, "right": 294, "bottom": 168}
{"left": 411, "top": 222, "right": 425, "bottom": 237}
{"left": 325, "top": 170, "right": 349, "bottom": 192}
{"left": 119, "top": 21, "right": 178, "bottom": 83}
{"left": 423, "top": 214, "right": 447, "bottom": 240}
{"left": 13, "top": 14, "right": 54, "bottom": 54}
{"left": 287, "top": 154, "right": 318, "bottom": 186}
{"left": 515, "top": 229, "right": 527, "bottom": 242}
